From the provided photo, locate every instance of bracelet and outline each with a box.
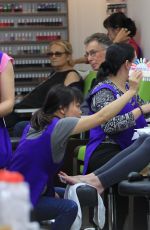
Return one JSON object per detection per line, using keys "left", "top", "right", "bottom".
{"left": 139, "top": 106, "right": 144, "bottom": 115}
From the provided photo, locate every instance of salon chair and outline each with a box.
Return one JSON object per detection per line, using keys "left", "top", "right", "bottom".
{"left": 118, "top": 172, "right": 150, "bottom": 230}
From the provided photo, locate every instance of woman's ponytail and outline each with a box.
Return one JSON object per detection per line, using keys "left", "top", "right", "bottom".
{"left": 95, "top": 60, "right": 113, "bottom": 84}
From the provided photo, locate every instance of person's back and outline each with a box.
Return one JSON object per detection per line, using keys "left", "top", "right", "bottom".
{"left": 9, "top": 117, "right": 62, "bottom": 205}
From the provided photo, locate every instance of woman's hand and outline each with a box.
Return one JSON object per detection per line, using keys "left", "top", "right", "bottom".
{"left": 113, "top": 28, "right": 131, "bottom": 43}
{"left": 141, "top": 104, "right": 150, "bottom": 115}
{"left": 129, "top": 70, "right": 143, "bottom": 93}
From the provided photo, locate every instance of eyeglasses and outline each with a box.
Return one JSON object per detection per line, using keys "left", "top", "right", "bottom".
{"left": 85, "top": 49, "right": 105, "bottom": 58}
{"left": 47, "top": 51, "right": 66, "bottom": 58}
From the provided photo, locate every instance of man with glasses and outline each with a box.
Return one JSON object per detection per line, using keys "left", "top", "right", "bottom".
{"left": 80, "top": 33, "right": 112, "bottom": 115}
{"left": 84, "top": 32, "right": 112, "bottom": 72}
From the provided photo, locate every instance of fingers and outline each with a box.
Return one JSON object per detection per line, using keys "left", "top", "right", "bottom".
{"left": 58, "top": 175, "right": 67, "bottom": 184}
{"left": 122, "top": 28, "right": 130, "bottom": 34}
{"left": 119, "top": 28, "right": 130, "bottom": 38}
{"left": 58, "top": 171, "right": 68, "bottom": 184}
{"left": 131, "top": 70, "right": 143, "bottom": 78}
{"left": 135, "top": 70, "right": 143, "bottom": 79}
{"left": 129, "top": 70, "right": 143, "bottom": 91}
{"left": 58, "top": 171, "right": 68, "bottom": 176}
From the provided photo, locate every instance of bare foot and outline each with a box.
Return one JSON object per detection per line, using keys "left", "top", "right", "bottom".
{"left": 58, "top": 171, "right": 104, "bottom": 194}
{"left": 58, "top": 171, "right": 83, "bottom": 185}
{"left": 83, "top": 173, "right": 104, "bottom": 194}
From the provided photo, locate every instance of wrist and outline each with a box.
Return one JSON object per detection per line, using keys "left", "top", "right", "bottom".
{"left": 139, "top": 106, "right": 144, "bottom": 115}
{"left": 128, "top": 88, "right": 137, "bottom": 96}
{"left": 113, "top": 39, "right": 118, "bottom": 44}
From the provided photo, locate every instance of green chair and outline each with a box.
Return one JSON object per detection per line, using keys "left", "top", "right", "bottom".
{"left": 138, "top": 80, "right": 150, "bottom": 102}
{"left": 83, "top": 71, "right": 96, "bottom": 96}
{"left": 74, "top": 145, "right": 86, "bottom": 175}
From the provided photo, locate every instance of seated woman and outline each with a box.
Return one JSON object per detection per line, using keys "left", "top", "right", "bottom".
{"left": 103, "top": 12, "right": 143, "bottom": 59}
{"left": 83, "top": 43, "right": 150, "bottom": 175}
{"left": 8, "top": 74, "right": 142, "bottom": 230}
{"left": 15, "top": 40, "right": 84, "bottom": 109}
{"left": 6, "top": 40, "right": 84, "bottom": 134}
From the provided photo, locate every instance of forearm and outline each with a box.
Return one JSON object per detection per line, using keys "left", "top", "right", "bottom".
{"left": 104, "top": 112, "right": 135, "bottom": 134}
{"left": 73, "top": 89, "right": 136, "bottom": 134}
{"left": 98, "top": 89, "right": 137, "bottom": 123}
{"left": 0, "top": 60, "right": 15, "bottom": 117}
{"left": 91, "top": 90, "right": 135, "bottom": 134}
{"left": 132, "top": 107, "right": 145, "bottom": 120}
{"left": 0, "top": 99, "right": 14, "bottom": 117}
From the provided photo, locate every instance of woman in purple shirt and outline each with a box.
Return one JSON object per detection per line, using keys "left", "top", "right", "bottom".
{"left": 0, "top": 51, "right": 15, "bottom": 168}
{"left": 83, "top": 43, "right": 150, "bottom": 174}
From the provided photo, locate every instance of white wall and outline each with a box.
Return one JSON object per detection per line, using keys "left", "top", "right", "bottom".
{"left": 68, "top": 0, "right": 107, "bottom": 61}
{"left": 128, "top": 0, "right": 150, "bottom": 59}
{"left": 68, "top": 0, "right": 150, "bottom": 64}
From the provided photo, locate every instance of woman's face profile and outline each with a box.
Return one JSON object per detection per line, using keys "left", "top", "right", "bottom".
{"left": 64, "top": 101, "right": 82, "bottom": 118}
{"left": 107, "top": 27, "right": 120, "bottom": 41}
{"left": 48, "top": 44, "right": 69, "bottom": 69}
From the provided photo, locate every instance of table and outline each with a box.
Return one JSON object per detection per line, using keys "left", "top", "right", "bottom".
{"left": 14, "top": 108, "right": 39, "bottom": 114}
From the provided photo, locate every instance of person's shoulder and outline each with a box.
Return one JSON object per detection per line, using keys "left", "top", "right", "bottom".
{"left": 58, "top": 117, "right": 79, "bottom": 125}
{"left": 0, "top": 52, "right": 14, "bottom": 63}
{"left": 91, "top": 80, "right": 113, "bottom": 93}
{"left": 53, "top": 117, "right": 79, "bottom": 135}
{"left": 67, "top": 69, "right": 81, "bottom": 77}
{"left": 0, "top": 52, "right": 14, "bottom": 72}
{"left": 64, "top": 69, "right": 81, "bottom": 84}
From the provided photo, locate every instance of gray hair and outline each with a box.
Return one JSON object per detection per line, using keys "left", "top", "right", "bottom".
{"left": 84, "top": 33, "right": 112, "bottom": 49}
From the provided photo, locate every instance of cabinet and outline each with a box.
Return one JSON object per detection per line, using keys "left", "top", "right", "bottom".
{"left": 106, "top": 0, "right": 127, "bottom": 15}
{"left": 0, "top": 0, "right": 69, "bottom": 102}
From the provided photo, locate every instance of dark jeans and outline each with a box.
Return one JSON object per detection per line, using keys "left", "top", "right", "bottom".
{"left": 33, "top": 187, "right": 78, "bottom": 230}
{"left": 13, "top": 120, "right": 29, "bottom": 137}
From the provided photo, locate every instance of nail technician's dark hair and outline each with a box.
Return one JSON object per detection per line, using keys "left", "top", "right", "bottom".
{"left": 103, "top": 12, "right": 136, "bottom": 37}
{"left": 96, "top": 42, "right": 135, "bottom": 83}
{"left": 31, "top": 84, "right": 83, "bottom": 131}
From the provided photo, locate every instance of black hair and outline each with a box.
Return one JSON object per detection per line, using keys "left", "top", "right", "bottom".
{"left": 30, "top": 84, "right": 83, "bottom": 131}
{"left": 103, "top": 12, "right": 136, "bottom": 37}
{"left": 96, "top": 43, "right": 135, "bottom": 83}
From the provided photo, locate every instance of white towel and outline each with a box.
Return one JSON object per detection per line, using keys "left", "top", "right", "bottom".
{"left": 64, "top": 183, "right": 105, "bottom": 230}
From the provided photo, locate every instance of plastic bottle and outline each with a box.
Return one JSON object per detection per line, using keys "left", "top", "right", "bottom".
{"left": 0, "top": 170, "right": 31, "bottom": 230}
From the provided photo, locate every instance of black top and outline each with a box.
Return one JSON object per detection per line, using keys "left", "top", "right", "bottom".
{"left": 15, "top": 69, "right": 84, "bottom": 109}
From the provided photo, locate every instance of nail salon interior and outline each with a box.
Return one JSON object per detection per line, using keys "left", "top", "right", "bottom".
{"left": 0, "top": 0, "right": 150, "bottom": 230}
